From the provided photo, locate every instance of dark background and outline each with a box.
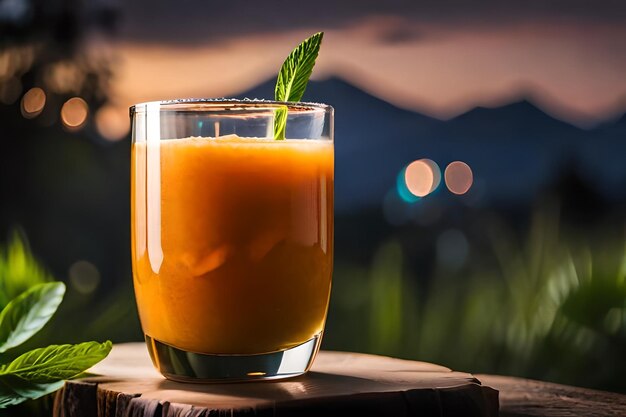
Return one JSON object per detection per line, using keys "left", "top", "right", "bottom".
{"left": 1, "top": 0, "right": 626, "bottom": 394}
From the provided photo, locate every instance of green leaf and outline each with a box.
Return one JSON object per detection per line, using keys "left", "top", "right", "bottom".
{"left": 273, "top": 32, "right": 324, "bottom": 139}
{"left": 0, "top": 282, "right": 65, "bottom": 353}
{"left": 274, "top": 32, "right": 324, "bottom": 102}
{"left": 273, "top": 105, "right": 288, "bottom": 141}
{"left": 0, "top": 341, "right": 112, "bottom": 383}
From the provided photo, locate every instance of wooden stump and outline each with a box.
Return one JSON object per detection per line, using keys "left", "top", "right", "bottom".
{"left": 54, "top": 343, "right": 498, "bottom": 417}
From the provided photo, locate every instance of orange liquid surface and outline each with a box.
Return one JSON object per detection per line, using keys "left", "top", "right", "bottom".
{"left": 131, "top": 136, "right": 333, "bottom": 354}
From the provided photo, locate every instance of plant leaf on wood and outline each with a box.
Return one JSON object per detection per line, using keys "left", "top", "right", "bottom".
{"left": 0, "top": 233, "right": 112, "bottom": 408}
{"left": 0, "top": 341, "right": 112, "bottom": 383}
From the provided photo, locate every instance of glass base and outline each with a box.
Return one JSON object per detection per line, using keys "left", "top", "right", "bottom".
{"left": 144, "top": 333, "right": 322, "bottom": 383}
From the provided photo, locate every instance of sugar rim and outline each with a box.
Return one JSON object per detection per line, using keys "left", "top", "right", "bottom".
{"left": 130, "top": 98, "right": 333, "bottom": 115}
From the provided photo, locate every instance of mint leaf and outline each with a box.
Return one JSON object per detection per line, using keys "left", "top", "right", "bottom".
{"left": 0, "top": 282, "right": 65, "bottom": 353}
{"left": 273, "top": 105, "right": 288, "bottom": 141}
{"left": 273, "top": 32, "right": 324, "bottom": 139}
{"left": 0, "top": 341, "right": 112, "bottom": 383}
{"left": 275, "top": 32, "right": 324, "bottom": 102}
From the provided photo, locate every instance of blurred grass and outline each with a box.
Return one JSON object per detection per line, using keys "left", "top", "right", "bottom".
{"left": 0, "top": 230, "right": 53, "bottom": 309}
{"left": 327, "top": 204, "right": 626, "bottom": 392}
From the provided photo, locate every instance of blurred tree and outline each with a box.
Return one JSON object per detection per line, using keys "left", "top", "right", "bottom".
{"left": 0, "top": 0, "right": 118, "bottom": 130}
{"left": 0, "top": 0, "right": 136, "bottom": 349}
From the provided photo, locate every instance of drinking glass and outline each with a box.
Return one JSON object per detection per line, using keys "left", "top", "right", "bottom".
{"left": 130, "top": 99, "right": 334, "bottom": 382}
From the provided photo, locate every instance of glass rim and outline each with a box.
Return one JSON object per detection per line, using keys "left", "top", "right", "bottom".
{"left": 130, "top": 98, "right": 333, "bottom": 115}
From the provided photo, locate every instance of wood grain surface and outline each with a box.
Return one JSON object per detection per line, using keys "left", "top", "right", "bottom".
{"left": 53, "top": 343, "right": 498, "bottom": 417}
{"left": 478, "top": 374, "right": 626, "bottom": 417}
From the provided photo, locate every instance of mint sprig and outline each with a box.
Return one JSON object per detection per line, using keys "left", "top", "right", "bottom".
{"left": 274, "top": 32, "right": 324, "bottom": 140}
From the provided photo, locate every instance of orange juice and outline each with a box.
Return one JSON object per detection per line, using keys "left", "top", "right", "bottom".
{"left": 131, "top": 135, "right": 333, "bottom": 354}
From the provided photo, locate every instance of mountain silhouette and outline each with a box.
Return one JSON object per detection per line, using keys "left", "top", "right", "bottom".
{"left": 237, "top": 77, "right": 626, "bottom": 212}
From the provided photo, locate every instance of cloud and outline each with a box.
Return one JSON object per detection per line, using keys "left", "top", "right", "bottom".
{"left": 117, "top": 0, "right": 626, "bottom": 44}
{"left": 105, "top": 17, "right": 626, "bottom": 127}
{"left": 88, "top": 1, "right": 626, "bottom": 130}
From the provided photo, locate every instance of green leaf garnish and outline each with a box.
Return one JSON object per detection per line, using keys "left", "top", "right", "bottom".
{"left": 275, "top": 32, "right": 324, "bottom": 103}
{"left": 0, "top": 282, "right": 65, "bottom": 353}
{"left": 273, "top": 32, "right": 324, "bottom": 140}
{"left": 273, "top": 106, "right": 289, "bottom": 141}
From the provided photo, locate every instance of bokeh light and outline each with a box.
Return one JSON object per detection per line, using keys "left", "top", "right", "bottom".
{"left": 396, "top": 167, "right": 420, "bottom": 203}
{"left": 445, "top": 161, "right": 473, "bottom": 195}
{"left": 423, "top": 159, "right": 441, "bottom": 194}
{"left": 44, "top": 61, "right": 84, "bottom": 94}
{"left": 68, "top": 260, "right": 101, "bottom": 295}
{"left": 0, "top": 46, "right": 34, "bottom": 79}
{"left": 61, "top": 97, "right": 88, "bottom": 130}
{"left": 405, "top": 160, "right": 432, "bottom": 197}
{"left": 405, "top": 159, "right": 441, "bottom": 197}
{"left": 95, "top": 105, "right": 130, "bottom": 141}
{"left": 20, "top": 87, "right": 46, "bottom": 118}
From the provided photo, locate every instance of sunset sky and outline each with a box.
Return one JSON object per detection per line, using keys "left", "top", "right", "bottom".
{"left": 97, "top": 1, "right": 626, "bottom": 134}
